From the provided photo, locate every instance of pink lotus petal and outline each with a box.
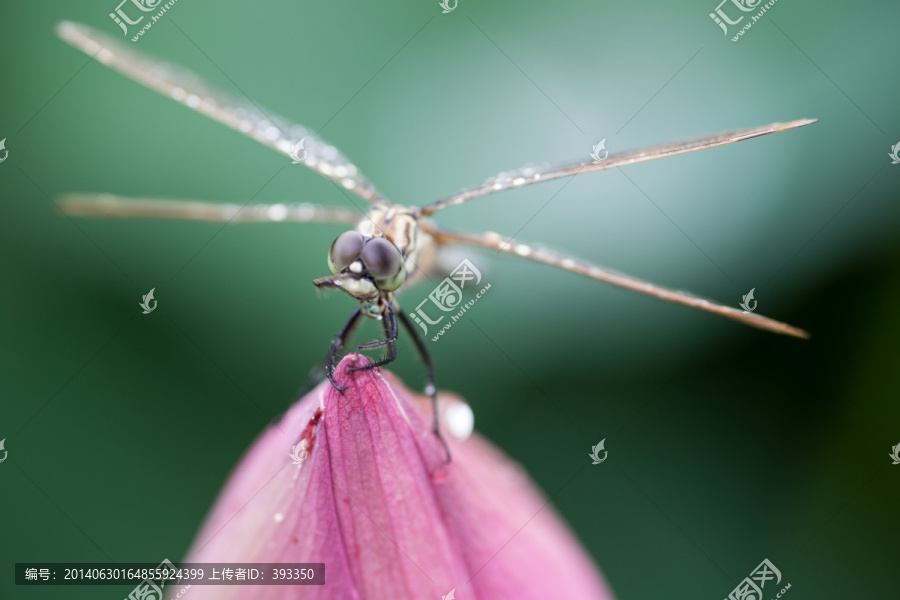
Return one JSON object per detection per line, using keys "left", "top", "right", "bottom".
{"left": 171, "top": 355, "right": 614, "bottom": 599}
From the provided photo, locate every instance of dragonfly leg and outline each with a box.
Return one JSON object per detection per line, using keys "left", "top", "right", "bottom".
{"left": 397, "top": 308, "right": 451, "bottom": 464}
{"left": 348, "top": 301, "right": 398, "bottom": 371}
{"left": 327, "top": 306, "right": 363, "bottom": 392}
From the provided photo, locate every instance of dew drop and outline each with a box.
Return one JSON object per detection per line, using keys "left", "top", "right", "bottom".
{"left": 96, "top": 48, "right": 115, "bottom": 65}
{"left": 267, "top": 204, "right": 288, "bottom": 221}
{"left": 445, "top": 399, "right": 474, "bottom": 441}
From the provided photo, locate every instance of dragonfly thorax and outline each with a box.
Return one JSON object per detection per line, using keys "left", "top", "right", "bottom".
{"left": 359, "top": 203, "right": 436, "bottom": 289}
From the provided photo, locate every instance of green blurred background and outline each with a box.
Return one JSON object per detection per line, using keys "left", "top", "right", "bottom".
{"left": 2, "top": 0, "right": 898, "bottom": 597}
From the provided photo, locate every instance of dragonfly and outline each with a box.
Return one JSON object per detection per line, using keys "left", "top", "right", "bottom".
{"left": 56, "top": 21, "right": 813, "bottom": 458}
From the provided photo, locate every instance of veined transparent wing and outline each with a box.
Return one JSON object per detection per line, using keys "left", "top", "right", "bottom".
{"left": 58, "top": 193, "right": 361, "bottom": 225}
{"left": 421, "top": 119, "right": 816, "bottom": 214}
{"left": 428, "top": 226, "right": 809, "bottom": 339}
{"left": 56, "top": 21, "right": 383, "bottom": 203}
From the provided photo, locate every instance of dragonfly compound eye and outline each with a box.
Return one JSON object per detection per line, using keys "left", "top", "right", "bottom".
{"left": 360, "top": 237, "right": 406, "bottom": 291}
{"left": 328, "top": 231, "right": 366, "bottom": 275}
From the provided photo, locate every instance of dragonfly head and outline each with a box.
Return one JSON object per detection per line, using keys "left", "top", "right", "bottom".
{"left": 313, "top": 231, "right": 407, "bottom": 301}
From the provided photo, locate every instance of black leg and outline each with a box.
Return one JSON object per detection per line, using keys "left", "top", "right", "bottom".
{"left": 348, "top": 301, "right": 398, "bottom": 371}
{"left": 397, "top": 308, "right": 451, "bottom": 463}
{"left": 327, "top": 306, "right": 363, "bottom": 392}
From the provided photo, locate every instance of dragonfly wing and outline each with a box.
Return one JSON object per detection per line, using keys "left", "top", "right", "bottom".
{"left": 56, "top": 21, "right": 383, "bottom": 204}
{"left": 428, "top": 226, "right": 809, "bottom": 339}
{"left": 58, "top": 193, "right": 362, "bottom": 225}
{"left": 421, "top": 119, "right": 816, "bottom": 214}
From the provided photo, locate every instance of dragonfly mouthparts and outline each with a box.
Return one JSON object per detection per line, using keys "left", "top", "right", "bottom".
{"left": 314, "top": 274, "right": 380, "bottom": 301}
